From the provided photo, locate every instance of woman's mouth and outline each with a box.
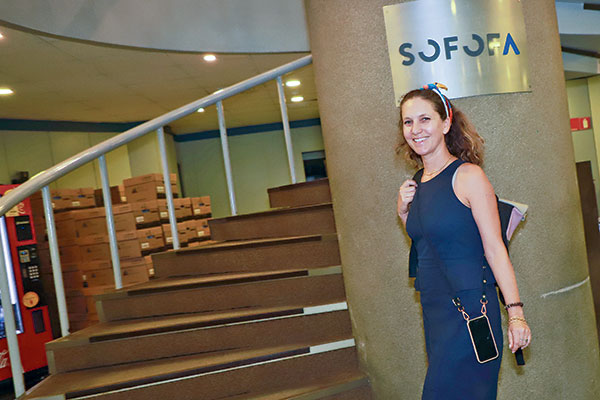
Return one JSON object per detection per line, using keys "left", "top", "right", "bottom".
{"left": 413, "top": 137, "right": 428, "bottom": 143}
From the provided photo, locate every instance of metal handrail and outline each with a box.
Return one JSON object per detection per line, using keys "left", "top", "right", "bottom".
{"left": 0, "top": 54, "right": 312, "bottom": 216}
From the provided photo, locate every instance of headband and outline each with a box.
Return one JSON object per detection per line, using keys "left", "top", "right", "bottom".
{"left": 420, "top": 82, "right": 453, "bottom": 122}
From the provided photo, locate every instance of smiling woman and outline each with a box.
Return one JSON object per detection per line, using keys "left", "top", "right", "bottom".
{"left": 396, "top": 83, "right": 530, "bottom": 399}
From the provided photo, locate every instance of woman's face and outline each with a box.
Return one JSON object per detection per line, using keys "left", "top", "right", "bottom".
{"left": 401, "top": 97, "right": 450, "bottom": 158}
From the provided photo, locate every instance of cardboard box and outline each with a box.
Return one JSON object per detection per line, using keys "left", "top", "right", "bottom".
{"left": 67, "top": 188, "right": 96, "bottom": 210}
{"left": 195, "top": 218, "right": 211, "bottom": 239}
{"left": 55, "top": 211, "right": 78, "bottom": 242}
{"left": 162, "top": 222, "right": 188, "bottom": 247}
{"left": 136, "top": 226, "right": 165, "bottom": 254}
{"left": 94, "top": 186, "right": 123, "bottom": 207}
{"left": 123, "top": 173, "right": 178, "bottom": 203}
{"left": 191, "top": 196, "right": 212, "bottom": 218}
{"left": 82, "top": 262, "right": 148, "bottom": 288}
{"left": 66, "top": 293, "right": 87, "bottom": 314}
{"left": 144, "top": 255, "right": 154, "bottom": 277}
{"left": 59, "top": 244, "right": 82, "bottom": 264}
{"left": 130, "top": 201, "right": 162, "bottom": 228}
{"left": 183, "top": 220, "right": 199, "bottom": 243}
{"left": 63, "top": 270, "right": 84, "bottom": 289}
{"left": 77, "top": 231, "right": 141, "bottom": 261}
{"left": 73, "top": 205, "right": 136, "bottom": 237}
{"left": 77, "top": 260, "right": 112, "bottom": 273}
{"left": 157, "top": 198, "right": 193, "bottom": 222}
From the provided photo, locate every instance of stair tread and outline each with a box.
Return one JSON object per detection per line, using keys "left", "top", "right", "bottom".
{"left": 267, "top": 178, "right": 329, "bottom": 193}
{"left": 155, "top": 233, "right": 336, "bottom": 256}
{"left": 25, "top": 344, "right": 355, "bottom": 399}
{"left": 53, "top": 304, "right": 308, "bottom": 346}
{"left": 251, "top": 373, "right": 368, "bottom": 400}
{"left": 99, "top": 268, "right": 310, "bottom": 298}
{"left": 209, "top": 202, "right": 332, "bottom": 224}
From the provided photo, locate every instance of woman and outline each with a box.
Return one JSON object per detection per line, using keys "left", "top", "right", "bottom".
{"left": 397, "top": 83, "right": 531, "bottom": 399}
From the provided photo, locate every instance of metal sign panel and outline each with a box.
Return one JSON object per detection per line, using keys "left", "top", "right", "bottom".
{"left": 383, "top": 0, "right": 531, "bottom": 104}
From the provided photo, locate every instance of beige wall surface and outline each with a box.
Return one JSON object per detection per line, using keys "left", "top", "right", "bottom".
{"left": 0, "top": 130, "right": 179, "bottom": 193}
{"left": 305, "top": 0, "right": 600, "bottom": 398}
{"left": 566, "top": 79, "right": 600, "bottom": 214}
{"left": 0, "top": 130, "right": 130, "bottom": 189}
{"left": 175, "top": 125, "right": 324, "bottom": 217}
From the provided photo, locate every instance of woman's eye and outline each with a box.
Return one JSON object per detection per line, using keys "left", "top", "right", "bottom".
{"left": 403, "top": 120, "right": 412, "bottom": 126}
{"left": 421, "top": 117, "right": 430, "bottom": 122}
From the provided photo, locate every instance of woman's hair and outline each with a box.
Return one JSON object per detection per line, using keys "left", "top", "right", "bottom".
{"left": 396, "top": 89, "right": 484, "bottom": 167}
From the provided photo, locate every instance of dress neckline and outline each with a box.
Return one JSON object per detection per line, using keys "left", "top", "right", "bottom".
{"left": 420, "top": 159, "right": 460, "bottom": 184}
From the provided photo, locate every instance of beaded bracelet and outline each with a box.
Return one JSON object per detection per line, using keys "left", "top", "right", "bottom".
{"left": 504, "top": 302, "right": 524, "bottom": 310}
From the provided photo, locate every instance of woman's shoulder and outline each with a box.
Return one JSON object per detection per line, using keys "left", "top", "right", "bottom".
{"left": 455, "top": 161, "right": 491, "bottom": 189}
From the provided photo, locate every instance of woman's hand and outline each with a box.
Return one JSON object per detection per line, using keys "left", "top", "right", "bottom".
{"left": 398, "top": 179, "right": 418, "bottom": 223}
{"left": 507, "top": 312, "right": 531, "bottom": 353}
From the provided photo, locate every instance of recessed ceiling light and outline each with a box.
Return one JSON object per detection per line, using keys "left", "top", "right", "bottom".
{"left": 0, "top": 33, "right": 4, "bottom": 40}
{"left": 285, "top": 80, "right": 301, "bottom": 87}
{"left": 203, "top": 54, "right": 217, "bottom": 62}
{"left": 197, "top": 107, "right": 205, "bottom": 113}
{"left": 291, "top": 96, "right": 304, "bottom": 103}
{"left": 0, "top": 88, "right": 14, "bottom": 95}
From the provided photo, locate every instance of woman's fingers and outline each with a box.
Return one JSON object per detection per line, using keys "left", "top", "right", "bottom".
{"left": 508, "top": 323, "right": 531, "bottom": 352}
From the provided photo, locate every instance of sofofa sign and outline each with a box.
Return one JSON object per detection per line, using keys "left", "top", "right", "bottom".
{"left": 383, "top": 0, "right": 530, "bottom": 103}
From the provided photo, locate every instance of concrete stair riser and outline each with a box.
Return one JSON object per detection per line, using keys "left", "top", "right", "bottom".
{"left": 97, "top": 274, "right": 346, "bottom": 322}
{"left": 209, "top": 204, "right": 336, "bottom": 241}
{"left": 268, "top": 178, "right": 332, "bottom": 208}
{"left": 152, "top": 235, "right": 341, "bottom": 278}
{"left": 47, "top": 310, "right": 352, "bottom": 374}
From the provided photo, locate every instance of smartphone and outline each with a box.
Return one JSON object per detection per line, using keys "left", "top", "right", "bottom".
{"left": 467, "top": 315, "right": 499, "bottom": 364}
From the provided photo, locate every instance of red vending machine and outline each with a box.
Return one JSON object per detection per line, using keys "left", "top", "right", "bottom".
{"left": 0, "top": 185, "right": 53, "bottom": 381}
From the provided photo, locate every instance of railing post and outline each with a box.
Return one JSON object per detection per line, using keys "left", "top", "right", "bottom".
{"left": 217, "top": 101, "right": 237, "bottom": 215}
{"left": 0, "top": 217, "right": 25, "bottom": 397}
{"left": 42, "top": 187, "right": 70, "bottom": 337}
{"left": 98, "top": 156, "right": 123, "bottom": 289}
{"left": 157, "top": 127, "right": 180, "bottom": 250}
{"left": 276, "top": 76, "right": 297, "bottom": 184}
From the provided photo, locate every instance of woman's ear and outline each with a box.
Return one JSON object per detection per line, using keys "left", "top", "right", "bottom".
{"left": 443, "top": 118, "right": 451, "bottom": 135}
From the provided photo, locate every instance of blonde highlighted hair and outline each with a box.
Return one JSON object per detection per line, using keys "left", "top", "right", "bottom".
{"left": 396, "top": 89, "right": 484, "bottom": 167}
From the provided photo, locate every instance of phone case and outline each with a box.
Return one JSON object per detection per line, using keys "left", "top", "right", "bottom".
{"left": 467, "top": 314, "right": 499, "bottom": 364}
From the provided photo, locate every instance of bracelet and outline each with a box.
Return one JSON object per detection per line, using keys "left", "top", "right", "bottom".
{"left": 504, "top": 302, "right": 524, "bottom": 310}
{"left": 508, "top": 316, "right": 527, "bottom": 324}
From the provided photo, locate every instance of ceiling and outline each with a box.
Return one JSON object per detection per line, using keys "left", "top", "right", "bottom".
{"left": 0, "top": 25, "right": 318, "bottom": 134}
{"left": 0, "top": 2, "right": 598, "bottom": 135}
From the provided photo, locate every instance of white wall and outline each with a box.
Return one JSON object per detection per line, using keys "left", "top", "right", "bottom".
{"left": 176, "top": 125, "right": 324, "bottom": 217}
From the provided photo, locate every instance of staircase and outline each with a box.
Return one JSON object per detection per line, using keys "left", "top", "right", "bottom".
{"left": 21, "top": 178, "right": 373, "bottom": 399}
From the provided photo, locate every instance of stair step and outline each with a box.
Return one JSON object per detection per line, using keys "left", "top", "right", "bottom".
{"left": 319, "top": 385, "right": 373, "bottom": 400}
{"left": 48, "top": 309, "right": 352, "bottom": 374}
{"left": 104, "top": 268, "right": 312, "bottom": 297}
{"left": 151, "top": 234, "right": 340, "bottom": 279}
{"left": 25, "top": 347, "right": 363, "bottom": 400}
{"left": 209, "top": 203, "right": 335, "bottom": 241}
{"left": 247, "top": 375, "right": 369, "bottom": 400}
{"left": 268, "top": 178, "right": 331, "bottom": 208}
{"left": 96, "top": 272, "right": 346, "bottom": 322}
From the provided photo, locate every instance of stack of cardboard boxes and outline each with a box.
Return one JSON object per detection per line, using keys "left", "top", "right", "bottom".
{"left": 28, "top": 174, "right": 212, "bottom": 333}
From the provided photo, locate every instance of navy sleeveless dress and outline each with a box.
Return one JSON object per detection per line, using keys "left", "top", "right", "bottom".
{"left": 406, "top": 159, "right": 503, "bottom": 399}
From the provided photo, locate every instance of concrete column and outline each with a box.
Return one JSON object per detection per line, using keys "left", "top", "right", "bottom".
{"left": 304, "top": 0, "right": 600, "bottom": 398}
